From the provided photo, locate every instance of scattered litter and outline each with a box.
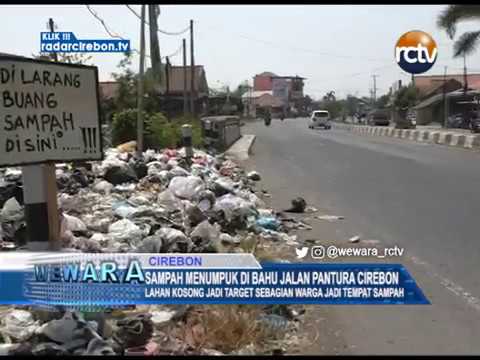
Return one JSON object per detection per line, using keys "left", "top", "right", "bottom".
{"left": 349, "top": 235, "right": 361, "bottom": 243}
{"left": 256, "top": 216, "right": 281, "bottom": 231}
{"left": 1, "top": 309, "right": 39, "bottom": 341}
{"left": 284, "top": 197, "right": 307, "bottom": 213}
{"left": 0, "top": 143, "right": 303, "bottom": 355}
{"left": 316, "top": 214, "right": 345, "bottom": 222}
{"left": 247, "top": 171, "right": 261, "bottom": 181}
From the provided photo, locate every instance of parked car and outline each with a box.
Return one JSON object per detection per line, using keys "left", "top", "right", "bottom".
{"left": 309, "top": 110, "right": 331, "bottom": 129}
{"left": 367, "top": 109, "right": 390, "bottom": 126}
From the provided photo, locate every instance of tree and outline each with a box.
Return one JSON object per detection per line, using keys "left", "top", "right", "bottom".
{"left": 35, "top": 52, "right": 93, "bottom": 64}
{"left": 375, "top": 94, "right": 391, "bottom": 109}
{"left": 111, "top": 52, "right": 138, "bottom": 110}
{"left": 437, "top": 5, "right": 480, "bottom": 57}
{"left": 393, "top": 85, "right": 418, "bottom": 112}
{"left": 231, "top": 80, "right": 249, "bottom": 98}
{"left": 323, "top": 91, "right": 336, "bottom": 102}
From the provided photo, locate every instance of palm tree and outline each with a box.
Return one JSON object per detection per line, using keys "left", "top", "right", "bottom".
{"left": 323, "top": 91, "right": 336, "bottom": 102}
{"left": 437, "top": 5, "right": 480, "bottom": 57}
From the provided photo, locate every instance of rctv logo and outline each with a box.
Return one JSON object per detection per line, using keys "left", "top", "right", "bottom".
{"left": 395, "top": 30, "right": 438, "bottom": 74}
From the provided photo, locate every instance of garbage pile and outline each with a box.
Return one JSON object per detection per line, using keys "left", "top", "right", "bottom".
{"left": 0, "top": 144, "right": 305, "bottom": 355}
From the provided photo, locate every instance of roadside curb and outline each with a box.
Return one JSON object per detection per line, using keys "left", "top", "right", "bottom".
{"left": 225, "top": 134, "right": 256, "bottom": 161}
{"left": 332, "top": 123, "right": 480, "bottom": 151}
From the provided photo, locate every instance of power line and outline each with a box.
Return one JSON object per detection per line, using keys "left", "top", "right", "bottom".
{"left": 85, "top": 5, "right": 182, "bottom": 62}
{"left": 163, "top": 43, "right": 183, "bottom": 60}
{"left": 125, "top": 5, "right": 189, "bottom": 35}
{"left": 198, "top": 22, "right": 390, "bottom": 63}
{"left": 86, "top": 5, "right": 124, "bottom": 39}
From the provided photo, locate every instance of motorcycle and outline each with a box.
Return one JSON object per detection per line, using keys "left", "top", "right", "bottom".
{"left": 263, "top": 113, "right": 272, "bottom": 126}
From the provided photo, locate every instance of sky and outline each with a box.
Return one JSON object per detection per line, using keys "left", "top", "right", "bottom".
{"left": 2, "top": 4, "right": 480, "bottom": 100}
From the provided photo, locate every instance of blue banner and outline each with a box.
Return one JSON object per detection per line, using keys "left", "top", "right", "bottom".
{"left": 0, "top": 254, "right": 430, "bottom": 308}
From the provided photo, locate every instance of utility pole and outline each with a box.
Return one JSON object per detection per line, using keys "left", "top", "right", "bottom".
{"left": 48, "top": 18, "right": 58, "bottom": 61}
{"left": 372, "top": 74, "right": 378, "bottom": 104}
{"left": 165, "top": 56, "right": 170, "bottom": 95}
{"left": 443, "top": 66, "right": 448, "bottom": 128}
{"left": 148, "top": 5, "right": 162, "bottom": 91}
{"left": 190, "top": 19, "right": 195, "bottom": 116}
{"left": 463, "top": 52, "right": 468, "bottom": 127}
{"left": 183, "top": 38, "right": 188, "bottom": 115}
{"left": 136, "top": 4, "right": 146, "bottom": 158}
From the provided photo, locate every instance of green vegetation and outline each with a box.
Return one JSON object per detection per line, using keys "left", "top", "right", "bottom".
{"left": 111, "top": 109, "right": 203, "bottom": 149}
{"left": 438, "top": 5, "right": 480, "bottom": 57}
{"left": 393, "top": 85, "right": 418, "bottom": 110}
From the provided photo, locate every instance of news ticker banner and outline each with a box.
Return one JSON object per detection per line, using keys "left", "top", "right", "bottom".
{"left": 0, "top": 253, "right": 430, "bottom": 309}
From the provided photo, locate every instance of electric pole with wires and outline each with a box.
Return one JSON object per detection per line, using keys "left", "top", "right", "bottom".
{"left": 190, "top": 19, "right": 195, "bottom": 116}
{"left": 148, "top": 5, "right": 162, "bottom": 92}
{"left": 136, "top": 5, "right": 146, "bottom": 157}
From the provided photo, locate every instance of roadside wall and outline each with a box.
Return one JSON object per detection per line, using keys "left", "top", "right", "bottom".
{"left": 331, "top": 123, "right": 480, "bottom": 150}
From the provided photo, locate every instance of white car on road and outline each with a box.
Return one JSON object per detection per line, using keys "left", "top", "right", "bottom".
{"left": 309, "top": 110, "right": 331, "bottom": 129}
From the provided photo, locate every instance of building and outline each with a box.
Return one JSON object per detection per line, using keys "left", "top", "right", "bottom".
{"left": 414, "top": 89, "right": 480, "bottom": 125}
{"left": 412, "top": 73, "right": 480, "bottom": 125}
{"left": 98, "top": 65, "right": 209, "bottom": 118}
{"left": 247, "top": 71, "right": 307, "bottom": 117}
{"left": 163, "top": 65, "right": 209, "bottom": 116}
{"left": 253, "top": 72, "right": 277, "bottom": 91}
{"left": 415, "top": 73, "right": 480, "bottom": 98}
{"left": 99, "top": 81, "right": 120, "bottom": 101}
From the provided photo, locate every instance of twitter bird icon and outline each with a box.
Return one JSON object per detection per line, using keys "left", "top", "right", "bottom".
{"left": 296, "top": 247, "right": 308, "bottom": 259}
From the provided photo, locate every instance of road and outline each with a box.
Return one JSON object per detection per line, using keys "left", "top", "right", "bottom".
{"left": 242, "top": 118, "right": 480, "bottom": 355}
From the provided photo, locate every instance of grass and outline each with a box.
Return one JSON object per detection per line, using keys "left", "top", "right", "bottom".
{"left": 174, "top": 305, "right": 269, "bottom": 354}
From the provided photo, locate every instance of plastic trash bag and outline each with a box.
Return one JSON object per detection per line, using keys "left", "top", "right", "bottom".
{"left": 219, "top": 233, "right": 241, "bottom": 245}
{"left": 93, "top": 180, "right": 114, "bottom": 195}
{"left": 147, "top": 161, "right": 168, "bottom": 176}
{"left": 1, "top": 309, "right": 40, "bottom": 341}
{"left": 168, "top": 176, "right": 205, "bottom": 200}
{"left": 61, "top": 213, "right": 87, "bottom": 232}
{"left": 214, "top": 194, "right": 253, "bottom": 221}
{"left": 190, "top": 220, "right": 220, "bottom": 243}
{"left": 137, "top": 234, "right": 164, "bottom": 253}
{"left": 247, "top": 171, "right": 261, "bottom": 181}
{"left": 104, "top": 165, "right": 138, "bottom": 185}
{"left": 108, "top": 219, "right": 143, "bottom": 246}
{"left": 112, "top": 201, "right": 137, "bottom": 219}
{"left": 157, "top": 190, "right": 184, "bottom": 212}
{"left": 284, "top": 197, "right": 307, "bottom": 213}
{"left": 256, "top": 216, "right": 280, "bottom": 231}
{"left": 156, "top": 227, "right": 191, "bottom": 253}
{"left": 169, "top": 166, "right": 190, "bottom": 177}
{"left": 0, "top": 197, "right": 23, "bottom": 222}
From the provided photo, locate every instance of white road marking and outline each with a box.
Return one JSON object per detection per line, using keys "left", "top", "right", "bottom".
{"left": 409, "top": 255, "right": 480, "bottom": 312}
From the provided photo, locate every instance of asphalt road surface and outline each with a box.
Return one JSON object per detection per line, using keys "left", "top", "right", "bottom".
{"left": 243, "top": 118, "right": 480, "bottom": 355}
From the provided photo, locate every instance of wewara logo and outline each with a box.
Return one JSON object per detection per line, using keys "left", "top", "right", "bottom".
{"left": 395, "top": 30, "right": 437, "bottom": 74}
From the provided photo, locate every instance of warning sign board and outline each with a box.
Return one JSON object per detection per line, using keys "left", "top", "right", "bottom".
{"left": 0, "top": 56, "right": 102, "bottom": 166}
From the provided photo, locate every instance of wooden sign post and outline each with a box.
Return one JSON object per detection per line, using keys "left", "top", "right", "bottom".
{"left": 0, "top": 56, "right": 103, "bottom": 250}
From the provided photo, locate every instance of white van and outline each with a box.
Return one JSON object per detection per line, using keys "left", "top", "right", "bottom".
{"left": 309, "top": 110, "right": 331, "bottom": 129}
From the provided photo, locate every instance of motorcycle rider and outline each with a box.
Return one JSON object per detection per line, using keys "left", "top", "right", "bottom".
{"left": 264, "top": 108, "right": 272, "bottom": 126}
